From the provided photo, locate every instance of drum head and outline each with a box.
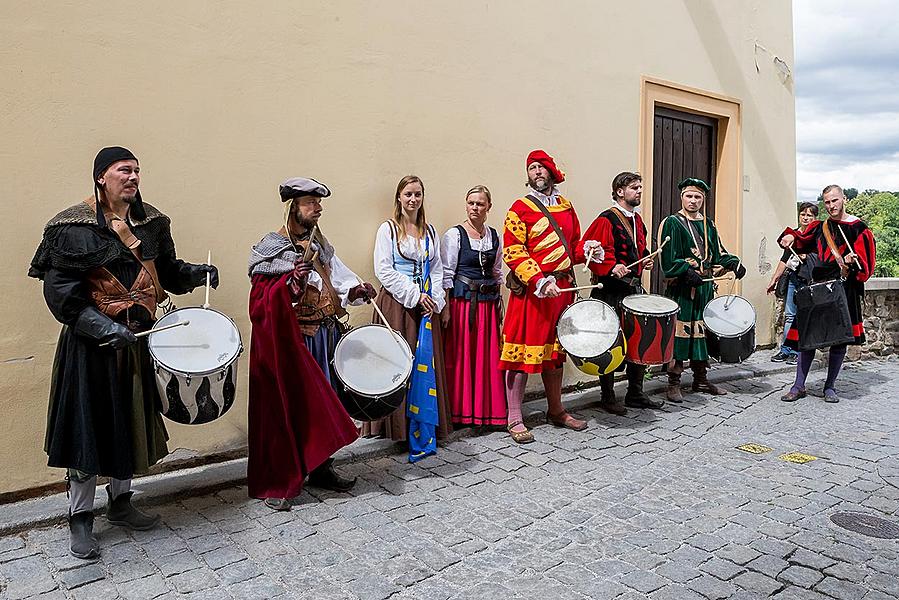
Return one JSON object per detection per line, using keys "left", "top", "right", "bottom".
{"left": 703, "top": 295, "right": 756, "bottom": 337}
{"left": 333, "top": 325, "right": 413, "bottom": 396}
{"left": 148, "top": 307, "right": 242, "bottom": 375}
{"left": 557, "top": 299, "right": 620, "bottom": 358}
{"left": 621, "top": 294, "right": 678, "bottom": 316}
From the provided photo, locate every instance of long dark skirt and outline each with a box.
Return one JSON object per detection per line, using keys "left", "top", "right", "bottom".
{"left": 45, "top": 327, "right": 169, "bottom": 480}
{"left": 361, "top": 290, "right": 453, "bottom": 442}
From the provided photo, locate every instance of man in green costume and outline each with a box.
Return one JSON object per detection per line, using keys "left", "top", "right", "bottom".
{"left": 659, "top": 178, "right": 745, "bottom": 402}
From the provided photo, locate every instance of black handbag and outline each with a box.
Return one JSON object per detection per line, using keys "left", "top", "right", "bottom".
{"left": 793, "top": 279, "right": 854, "bottom": 351}
{"left": 774, "top": 271, "right": 790, "bottom": 299}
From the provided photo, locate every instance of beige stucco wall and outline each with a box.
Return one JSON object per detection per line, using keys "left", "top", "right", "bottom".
{"left": 0, "top": 1, "right": 795, "bottom": 494}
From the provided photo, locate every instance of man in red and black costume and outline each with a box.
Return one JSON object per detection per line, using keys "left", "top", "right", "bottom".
{"left": 500, "top": 150, "right": 598, "bottom": 443}
{"left": 582, "top": 172, "right": 664, "bottom": 414}
{"left": 778, "top": 184, "right": 876, "bottom": 403}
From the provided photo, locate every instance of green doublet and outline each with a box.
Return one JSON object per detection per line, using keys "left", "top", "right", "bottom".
{"left": 659, "top": 214, "right": 740, "bottom": 361}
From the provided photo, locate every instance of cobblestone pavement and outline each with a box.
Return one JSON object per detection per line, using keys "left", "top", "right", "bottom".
{"left": 3, "top": 359, "right": 899, "bottom": 600}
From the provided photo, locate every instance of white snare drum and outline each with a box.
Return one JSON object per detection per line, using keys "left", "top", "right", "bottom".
{"left": 556, "top": 299, "right": 626, "bottom": 376}
{"left": 332, "top": 324, "right": 413, "bottom": 421}
{"left": 703, "top": 295, "right": 756, "bottom": 363}
{"left": 148, "top": 307, "right": 243, "bottom": 425}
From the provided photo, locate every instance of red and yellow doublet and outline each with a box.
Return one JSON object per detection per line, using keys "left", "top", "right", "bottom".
{"left": 499, "top": 195, "right": 583, "bottom": 373}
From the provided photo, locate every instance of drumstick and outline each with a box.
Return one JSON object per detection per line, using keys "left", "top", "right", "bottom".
{"left": 302, "top": 225, "right": 318, "bottom": 262}
{"left": 355, "top": 276, "right": 412, "bottom": 360}
{"left": 581, "top": 245, "right": 596, "bottom": 273}
{"left": 701, "top": 274, "right": 735, "bottom": 283}
{"left": 203, "top": 250, "right": 211, "bottom": 309}
{"left": 556, "top": 283, "right": 604, "bottom": 293}
{"left": 624, "top": 236, "right": 670, "bottom": 271}
{"left": 99, "top": 320, "right": 190, "bottom": 347}
{"left": 837, "top": 224, "right": 858, "bottom": 260}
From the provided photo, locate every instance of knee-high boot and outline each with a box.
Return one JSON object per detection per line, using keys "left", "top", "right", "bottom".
{"left": 691, "top": 360, "right": 727, "bottom": 395}
{"left": 667, "top": 360, "right": 684, "bottom": 403}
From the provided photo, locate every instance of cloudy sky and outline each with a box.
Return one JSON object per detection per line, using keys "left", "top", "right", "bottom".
{"left": 793, "top": 0, "right": 899, "bottom": 200}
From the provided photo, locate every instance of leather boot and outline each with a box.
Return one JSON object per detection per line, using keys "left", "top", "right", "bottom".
{"left": 666, "top": 362, "right": 684, "bottom": 403}
{"left": 599, "top": 373, "right": 627, "bottom": 416}
{"left": 691, "top": 361, "right": 727, "bottom": 395}
{"left": 308, "top": 458, "right": 356, "bottom": 492}
{"left": 106, "top": 486, "right": 160, "bottom": 531}
{"left": 624, "top": 364, "right": 664, "bottom": 409}
{"left": 69, "top": 511, "right": 100, "bottom": 559}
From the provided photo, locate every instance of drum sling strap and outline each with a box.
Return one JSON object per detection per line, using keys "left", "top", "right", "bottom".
{"left": 821, "top": 220, "right": 850, "bottom": 279}
{"left": 524, "top": 194, "right": 576, "bottom": 286}
{"left": 594, "top": 207, "right": 642, "bottom": 289}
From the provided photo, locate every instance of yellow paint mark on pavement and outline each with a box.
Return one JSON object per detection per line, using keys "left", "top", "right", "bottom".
{"left": 779, "top": 452, "right": 818, "bottom": 464}
{"left": 736, "top": 444, "right": 773, "bottom": 454}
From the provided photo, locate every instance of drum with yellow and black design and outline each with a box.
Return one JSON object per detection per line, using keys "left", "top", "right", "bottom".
{"left": 556, "top": 298, "right": 626, "bottom": 377}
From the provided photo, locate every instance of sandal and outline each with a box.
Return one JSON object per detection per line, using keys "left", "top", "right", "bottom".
{"left": 264, "top": 498, "right": 291, "bottom": 511}
{"left": 547, "top": 411, "right": 588, "bottom": 431}
{"left": 507, "top": 421, "right": 535, "bottom": 444}
{"left": 780, "top": 389, "right": 807, "bottom": 403}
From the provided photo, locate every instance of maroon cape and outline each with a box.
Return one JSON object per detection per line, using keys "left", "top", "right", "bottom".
{"left": 247, "top": 273, "right": 359, "bottom": 499}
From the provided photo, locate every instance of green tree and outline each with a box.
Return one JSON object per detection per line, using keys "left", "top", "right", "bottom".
{"left": 846, "top": 191, "right": 899, "bottom": 277}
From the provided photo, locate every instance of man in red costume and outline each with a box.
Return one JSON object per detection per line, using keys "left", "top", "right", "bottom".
{"left": 778, "top": 184, "right": 876, "bottom": 403}
{"left": 582, "top": 171, "right": 663, "bottom": 415}
{"left": 500, "top": 150, "right": 596, "bottom": 443}
{"left": 246, "top": 177, "right": 362, "bottom": 510}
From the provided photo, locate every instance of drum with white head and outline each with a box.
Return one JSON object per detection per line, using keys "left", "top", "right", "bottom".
{"left": 331, "top": 324, "right": 414, "bottom": 421}
{"left": 557, "top": 299, "right": 626, "bottom": 376}
{"left": 620, "top": 294, "right": 679, "bottom": 365}
{"left": 703, "top": 295, "right": 756, "bottom": 363}
{"left": 148, "top": 307, "right": 243, "bottom": 424}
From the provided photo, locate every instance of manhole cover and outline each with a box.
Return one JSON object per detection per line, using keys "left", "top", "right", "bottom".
{"left": 830, "top": 512, "right": 899, "bottom": 539}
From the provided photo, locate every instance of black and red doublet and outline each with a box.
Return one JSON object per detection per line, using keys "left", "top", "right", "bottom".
{"left": 582, "top": 206, "right": 649, "bottom": 305}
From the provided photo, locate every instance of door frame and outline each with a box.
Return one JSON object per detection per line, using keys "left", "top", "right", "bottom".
{"left": 639, "top": 77, "right": 742, "bottom": 291}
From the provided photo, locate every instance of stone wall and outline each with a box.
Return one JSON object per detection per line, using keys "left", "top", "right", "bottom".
{"left": 852, "top": 278, "right": 899, "bottom": 360}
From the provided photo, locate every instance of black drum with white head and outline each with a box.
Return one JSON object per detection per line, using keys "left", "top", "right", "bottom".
{"left": 703, "top": 295, "right": 756, "bottom": 363}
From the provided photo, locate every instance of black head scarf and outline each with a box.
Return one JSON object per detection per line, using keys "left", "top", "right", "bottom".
{"left": 93, "top": 146, "right": 146, "bottom": 226}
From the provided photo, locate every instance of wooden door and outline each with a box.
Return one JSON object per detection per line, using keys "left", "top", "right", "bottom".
{"left": 650, "top": 106, "right": 718, "bottom": 293}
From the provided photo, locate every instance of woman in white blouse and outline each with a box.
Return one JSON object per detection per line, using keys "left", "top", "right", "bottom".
{"left": 440, "top": 186, "right": 507, "bottom": 428}
{"left": 363, "top": 175, "right": 452, "bottom": 441}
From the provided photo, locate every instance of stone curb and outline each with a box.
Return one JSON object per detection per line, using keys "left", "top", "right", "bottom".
{"left": 0, "top": 357, "right": 805, "bottom": 536}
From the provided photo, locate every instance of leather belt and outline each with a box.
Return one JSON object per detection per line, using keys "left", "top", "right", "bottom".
{"left": 456, "top": 274, "right": 500, "bottom": 329}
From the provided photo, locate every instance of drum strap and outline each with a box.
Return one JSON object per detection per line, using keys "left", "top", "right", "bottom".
{"left": 83, "top": 198, "right": 169, "bottom": 304}
{"left": 610, "top": 207, "right": 636, "bottom": 245}
{"left": 821, "top": 220, "right": 849, "bottom": 279}
{"left": 525, "top": 194, "right": 575, "bottom": 282}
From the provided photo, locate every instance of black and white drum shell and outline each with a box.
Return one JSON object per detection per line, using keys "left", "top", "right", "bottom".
{"left": 147, "top": 307, "right": 243, "bottom": 425}
{"left": 331, "top": 324, "right": 414, "bottom": 421}
{"left": 703, "top": 295, "right": 756, "bottom": 364}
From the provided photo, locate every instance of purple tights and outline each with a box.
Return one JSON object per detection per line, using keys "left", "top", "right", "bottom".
{"left": 790, "top": 345, "right": 848, "bottom": 394}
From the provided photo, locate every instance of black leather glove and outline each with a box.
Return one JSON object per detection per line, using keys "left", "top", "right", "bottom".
{"left": 348, "top": 282, "right": 377, "bottom": 303}
{"left": 733, "top": 264, "right": 747, "bottom": 280}
{"left": 74, "top": 307, "right": 138, "bottom": 349}
{"left": 186, "top": 264, "right": 219, "bottom": 289}
{"left": 683, "top": 268, "right": 704, "bottom": 288}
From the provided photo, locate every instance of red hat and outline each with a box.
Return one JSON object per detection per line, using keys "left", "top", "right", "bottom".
{"left": 527, "top": 149, "right": 565, "bottom": 184}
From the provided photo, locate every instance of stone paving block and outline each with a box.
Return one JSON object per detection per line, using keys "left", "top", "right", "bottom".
{"left": 731, "top": 570, "right": 784, "bottom": 596}
{"left": 815, "top": 575, "right": 869, "bottom": 599}
{"left": 170, "top": 566, "right": 220, "bottom": 593}
{"left": 778, "top": 564, "right": 824, "bottom": 589}
{"left": 700, "top": 556, "right": 746, "bottom": 581}
{"left": 153, "top": 549, "right": 202, "bottom": 577}
{"left": 746, "top": 553, "right": 789, "bottom": 578}
{"left": 686, "top": 573, "right": 737, "bottom": 599}
{"left": 117, "top": 574, "right": 171, "bottom": 600}
{"left": 228, "top": 574, "right": 288, "bottom": 599}
{"left": 617, "top": 568, "right": 669, "bottom": 593}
